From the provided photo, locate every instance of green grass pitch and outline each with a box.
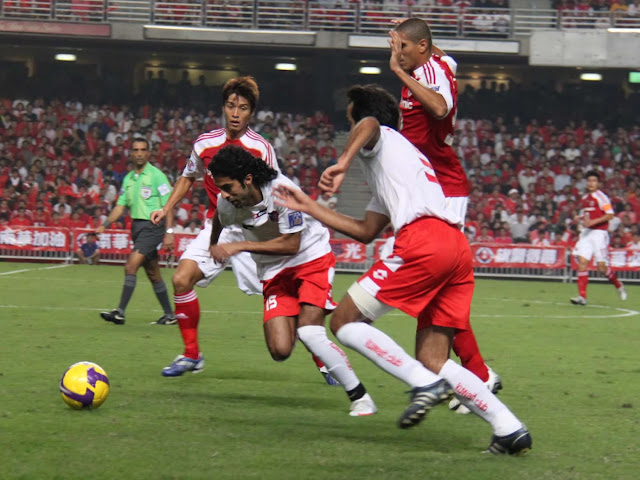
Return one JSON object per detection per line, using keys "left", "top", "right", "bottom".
{"left": 0, "top": 262, "right": 638, "bottom": 480}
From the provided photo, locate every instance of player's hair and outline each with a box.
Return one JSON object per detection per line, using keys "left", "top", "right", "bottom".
{"left": 347, "top": 84, "right": 400, "bottom": 130}
{"left": 585, "top": 170, "right": 600, "bottom": 181}
{"left": 131, "top": 138, "right": 150, "bottom": 149}
{"left": 395, "top": 18, "right": 432, "bottom": 50}
{"left": 222, "top": 76, "right": 260, "bottom": 113}
{"left": 209, "top": 145, "right": 278, "bottom": 187}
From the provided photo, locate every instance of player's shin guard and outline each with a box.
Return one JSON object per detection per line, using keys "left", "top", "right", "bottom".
{"left": 452, "top": 328, "right": 489, "bottom": 382}
{"left": 335, "top": 322, "right": 441, "bottom": 387}
{"left": 577, "top": 271, "right": 589, "bottom": 298}
{"left": 605, "top": 267, "right": 622, "bottom": 289}
{"left": 297, "top": 325, "right": 360, "bottom": 391}
{"left": 174, "top": 290, "right": 200, "bottom": 360}
{"left": 439, "top": 359, "right": 522, "bottom": 436}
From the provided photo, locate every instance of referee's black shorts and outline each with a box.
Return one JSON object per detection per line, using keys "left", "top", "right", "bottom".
{"left": 131, "top": 220, "right": 164, "bottom": 260}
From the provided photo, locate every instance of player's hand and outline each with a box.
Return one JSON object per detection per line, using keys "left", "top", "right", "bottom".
{"left": 318, "top": 164, "right": 346, "bottom": 193}
{"left": 273, "top": 185, "right": 313, "bottom": 213}
{"left": 163, "top": 232, "right": 174, "bottom": 252}
{"left": 209, "top": 244, "right": 233, "bottom": 264}
{"left": 388, "top": 30, "right": 403, "bottom": 73}
{"left": 390, "top": 17, "right": 408, "bottom": 25}
{"left": 150, "top": 209, "right": 166, "bottom": 225}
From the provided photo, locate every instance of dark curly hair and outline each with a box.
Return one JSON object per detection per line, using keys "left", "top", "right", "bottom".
{"left": 347, "top": 84, "right": 400, "bottom": 130}
{"left": 208, "top": 145, "right": 278, "bottom": 187}
{"left": 585, "top": 170, "right": 600, "bottom": 181}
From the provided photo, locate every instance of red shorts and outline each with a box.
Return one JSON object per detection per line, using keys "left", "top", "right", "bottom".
{"left": 357, "top": 217, "right": 474, "bottom": 331}
{"left": 261, "top": 253, "right": 337, "bottom": 323}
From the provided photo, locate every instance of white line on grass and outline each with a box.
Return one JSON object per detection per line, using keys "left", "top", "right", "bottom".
{"left": 0, "top": 303, "right": 637, "bottom": 319}
{"left": 0, "top": 264, "right": 71, "bottom": 276}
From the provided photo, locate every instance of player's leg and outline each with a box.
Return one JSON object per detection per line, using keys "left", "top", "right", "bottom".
{"left": 593, "top": 232, "right": 626, "bottom": 300}
{"left": 263, "top": 315, "right": 298, "bottom": 361}
{"left": 598, "top": 260, "right": 626, "bottom": 299}
{"left": 161, "top": 259, "right": 207, "bottom": 377}
{"left": 297, "top": 303, "right": 376, "bottom": 415}
{"left": 572, "top": 255, "right": 590, "bottom": 305}
{"left": 100, "top": 249, "right": 146, "bottom": 325}
{"left": 142, "top": 254, "right": 176, "bottom": 324}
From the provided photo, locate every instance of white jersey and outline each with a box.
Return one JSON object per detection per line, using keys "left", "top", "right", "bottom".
{"left": 359, "top": 126, "right": 462, "bottom": 233}
{"left": 216, "top": 174, "right": 331, "bottom": 281}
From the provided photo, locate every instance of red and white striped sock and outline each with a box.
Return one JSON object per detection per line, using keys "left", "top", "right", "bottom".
{"left": 605, "top": 267, "right": 622, "bottom": 289}
{"left": 174, "top": 290, "right": 200, "bottom": 360}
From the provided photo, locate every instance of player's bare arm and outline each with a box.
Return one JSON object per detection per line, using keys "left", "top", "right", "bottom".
{"left": 162, "top": 206, "right": 176, "bottom": 252}
{"left": 388, "top": 30, "right": 448, "bottom": 120}
{"left": 319, "top": 117, "right": 380, "bottom": 193}
{"left": 274, "top": 185, "right": 389, "bottom": 244}
{"left": 583, "top": 213, "right": 614, "bottom": 229}
{"left": 151, "top": 176, "right": 196, "bottom": 224}
{"left": 96, "top": 204, "right": 126, "bottom": 234}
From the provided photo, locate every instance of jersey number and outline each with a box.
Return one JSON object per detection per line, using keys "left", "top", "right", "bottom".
{"left": 266, "top": 295, "right": 278, "bottom": 311}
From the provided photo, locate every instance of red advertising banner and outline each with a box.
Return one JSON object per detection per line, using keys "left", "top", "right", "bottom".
{"left": 0, "top": 20, "right": 111, "bottom": 37}
{"left": 73, "top": 229, "right": 198, "bottom": 256}
{"left": 470, "top": 243, "right": 566, "bottom": 269}
{"left": 330, "top": 239, "right": 368, "bottom": 263}
{"left": 569, "top": 249, "right": 640, "bottom": 271}
{"left": 0, "top": 226, "right": 70, "bottom": 251}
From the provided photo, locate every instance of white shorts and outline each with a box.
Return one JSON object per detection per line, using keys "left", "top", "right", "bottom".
{"left": 180, "top": 221, "right": 263, "bottom": 295}
{"left": 572, "top": 229, "right": 610, "bottom": 265}
{"left": 378, "top": 196, "right": 468, "bottom": 261}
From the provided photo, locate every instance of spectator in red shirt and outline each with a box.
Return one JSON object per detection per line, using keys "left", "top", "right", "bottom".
{"left": 9, "top": 206, "right": 33, "bottom": 227}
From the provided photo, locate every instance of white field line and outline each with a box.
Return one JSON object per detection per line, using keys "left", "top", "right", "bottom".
{"left": 0, "top": 264, "right": 71, "bottom": 276}
{"left": 0, "top": 302, "right": 636, "bottom": 319}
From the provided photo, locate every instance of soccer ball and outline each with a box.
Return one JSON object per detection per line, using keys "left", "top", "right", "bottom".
{"left": 59, "top": 362, "right": 110, "bottom": 410}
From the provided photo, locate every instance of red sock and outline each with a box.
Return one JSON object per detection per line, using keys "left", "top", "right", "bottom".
{"left": 577, "top": 271, "right": 589, "bottom": 298}
{"left": 174, "top": 290, "right": 200, "bottom": 360}
{"left": 311, "top": 354, "right": 325, "bottom": 369}
{"left": 605, "top": 267, "right": 622, "bottom": 289}
{"left": 452, "top": 328, "right": 489, "bottom": 382}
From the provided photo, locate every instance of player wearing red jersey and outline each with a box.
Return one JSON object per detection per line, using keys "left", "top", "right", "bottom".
{"left": 151, "top": 77, "right": 336, "bottom": 381}
{"left": 571, "top": 170, "right": 627, "bottom": 305}
{"left": 274, "top": 85, "right": 530, "bottom": 454}
{"left": 207, "top": 145, "right": 376, "bottom": 416}
{"left": 388, "top": 18, "right": 500, "bottom": 414}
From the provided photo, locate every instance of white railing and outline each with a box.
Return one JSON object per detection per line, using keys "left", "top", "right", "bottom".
{"left": 2, "top": 1, "right": 640, "bottom": 38}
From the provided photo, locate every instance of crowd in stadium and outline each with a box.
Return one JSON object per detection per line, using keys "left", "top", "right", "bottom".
{"left": 1, "top": 77, "right": 639, "bottom": 249}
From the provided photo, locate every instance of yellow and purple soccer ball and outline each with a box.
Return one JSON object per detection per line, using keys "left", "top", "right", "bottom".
{"left": 59, "top": 362, "right": 110, "bottom": 410}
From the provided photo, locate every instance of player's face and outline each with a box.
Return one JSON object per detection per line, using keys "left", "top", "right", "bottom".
{"left": 586, "top": 175, "right": 599, "bottom": 192}
{"left": 130, "top": 141, "right": 150, "bottom": 169}
{"left": 214, "top": 175, "right": 253, "bottom": 208}
{"left": 223, "top": 94, "right": 253, "bottom": 138}
{"left": 396, "top": 32, "right": 427, "bottom": 72}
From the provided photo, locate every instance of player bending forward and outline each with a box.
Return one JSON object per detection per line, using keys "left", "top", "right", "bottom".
{"left": 208, "top": 145, "right": 376, "bottom": 416}
{"left": 274, "top": 85, "right": 531, "bottom": 454}
{"left": 570, "top": 170, "right": 627, "bottom": 306}
{"left": 152, "top": 76, "right": 337, "bottom": 383}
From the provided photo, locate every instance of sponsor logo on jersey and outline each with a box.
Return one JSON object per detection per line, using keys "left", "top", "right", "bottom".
{"left": 140, "top": 186, "right": 152, "bottom": 199}
{"left": 186, "top": 158, "right": 196, "bottom": 173}
{"left": 287, "top": 211, "right": 303, "bottom": 228}
{"left": 400, "top": 99, "right": 413, "bottom": 110}
{"left": 252, "top": 208, "right": 268, "bottom": 219}
{"left": 475, "top": 246, "right": 494, "bottom": 264}
{"left": 430, "top": 85, "right": 440, "bottom": 92}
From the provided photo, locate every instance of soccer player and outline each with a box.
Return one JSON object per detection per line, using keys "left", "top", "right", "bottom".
{"left": 208, "top": 145, "right": 376, "bottom": 416}
{"left": 570, "top": 170, "right": 627, "bottom": 305}
{"left": 151, "top": 76, "right": 337, "bottom": 383}
{"left": 388, "top": 18, "right": 501, "bottom": 414}
{"left": 274, "top": 85, "right": 531, "bottom": 454}
{"left": 98, "top": 138, "right": 177, "bottom": 325}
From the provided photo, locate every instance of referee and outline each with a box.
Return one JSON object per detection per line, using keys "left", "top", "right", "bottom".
{"left": 97, "top": 138, "right": 177, "bottom": 325}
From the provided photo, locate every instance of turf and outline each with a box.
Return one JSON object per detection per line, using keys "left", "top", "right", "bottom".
{"left": 0, "top": 262, "right": 638, "bottom": 480}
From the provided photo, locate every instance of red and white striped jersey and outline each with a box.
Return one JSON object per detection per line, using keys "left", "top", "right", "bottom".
{"left": 182, "top": 128, "right": 279, "bottom": 218}
{"left": 399, "top": 54, "right": 469, "bottom": 197}
{"left": 580, "top": 189, "right": 614, "bottom": 231}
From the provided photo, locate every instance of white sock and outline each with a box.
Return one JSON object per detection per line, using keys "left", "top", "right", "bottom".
{"left": 335, "top": 322, "right": 441, "bottom": 388}
{"left": 297, "top": 325, "right": 361, "bottom": 391}
{"left": 439, "top": 359, "right": 523, "bottom": 436}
